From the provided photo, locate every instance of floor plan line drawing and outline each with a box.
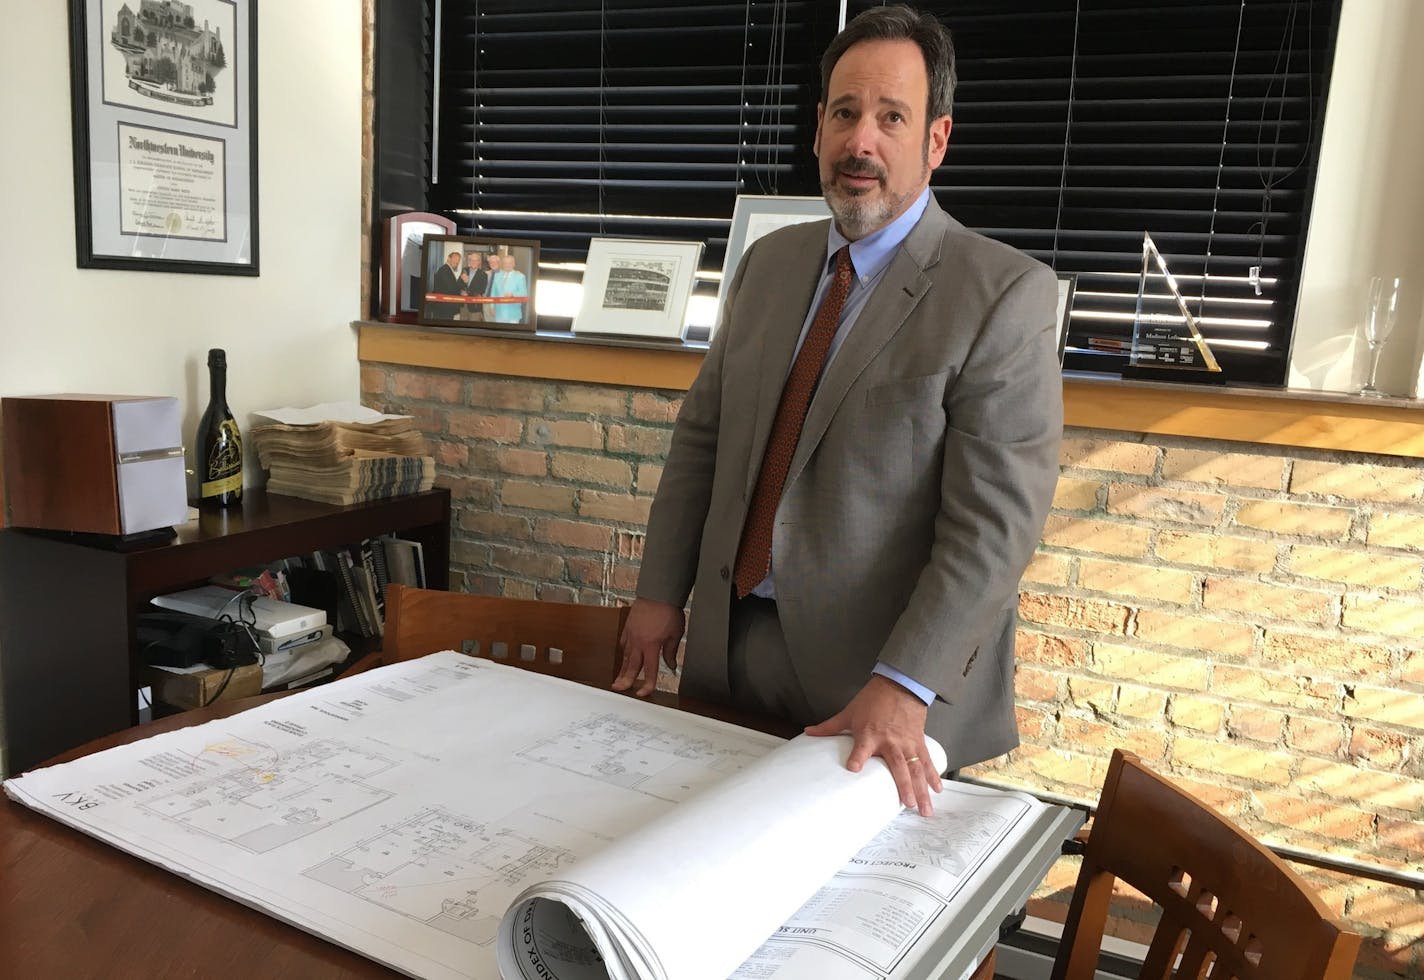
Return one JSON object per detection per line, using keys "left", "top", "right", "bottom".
{"left": 515, "top": 712, "right": 764, "bottom": 802}
{"left": 138, "top": 738, "right": 397, "bottom": 853}
{"left": 304, "top": 806, "right": 577, "bottom": 946}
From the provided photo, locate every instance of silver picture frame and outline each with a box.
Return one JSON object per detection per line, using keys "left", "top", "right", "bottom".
{"left": 714, "top": 194, "right": 831, "bottom": 338}
{"left": 573, "top": 238, "right": 704, "bottom": 340}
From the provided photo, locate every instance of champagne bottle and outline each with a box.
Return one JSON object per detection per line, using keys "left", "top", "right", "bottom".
{"left": 197, "top": 348, "right": 243, "bottom": 507}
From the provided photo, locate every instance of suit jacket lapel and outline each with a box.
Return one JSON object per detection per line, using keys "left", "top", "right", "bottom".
{"left": 785, "top": 198, "right": 954, "bottom": 488}
{"left": 742, "top": 229, "right": 829, "bottom": 499}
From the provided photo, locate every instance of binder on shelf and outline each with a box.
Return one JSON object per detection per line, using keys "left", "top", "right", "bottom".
{"left": 349, "top": 556, "right": 383, "bottom": 639}
{"left": 359, "top": 539, "right": 386, "bottom": 629}
{"left": 383, "top": 536, "right": 426, "bottom": 590}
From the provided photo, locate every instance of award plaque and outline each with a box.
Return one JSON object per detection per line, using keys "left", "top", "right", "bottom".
{"left": 1120, "top": 233, "right": 1224, "bottom": 383}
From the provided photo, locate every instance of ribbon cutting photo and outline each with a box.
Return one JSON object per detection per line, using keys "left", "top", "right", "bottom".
{"left": 418, "top": 234, "right": 540, "bottom": 330}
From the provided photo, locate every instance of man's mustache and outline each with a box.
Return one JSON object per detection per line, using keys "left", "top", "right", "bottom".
{"left": 834, "top": 157, "right": 886, "bottom": 182}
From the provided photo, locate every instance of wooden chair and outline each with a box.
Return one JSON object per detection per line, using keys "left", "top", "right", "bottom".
{"left": 379, "top": 584, "right": 629, "bottom": 688}
{"left": 1051, "top": 749, "right": 1360, "bottom": 980}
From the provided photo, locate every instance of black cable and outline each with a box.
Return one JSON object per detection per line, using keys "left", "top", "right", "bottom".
{"left": 201, "top": 669, "right": 236, "bottom": 708}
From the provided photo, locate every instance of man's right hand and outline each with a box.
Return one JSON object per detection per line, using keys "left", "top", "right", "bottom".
{"left": 614, "top": 598, "right": 686, "bottom": 697}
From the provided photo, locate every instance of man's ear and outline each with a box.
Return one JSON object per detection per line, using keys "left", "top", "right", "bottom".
{"left": 813, "top": 102, "right": 825, "bottom": 159}
{"left": 926, "top": 115, "right": 952, "bottom": 169}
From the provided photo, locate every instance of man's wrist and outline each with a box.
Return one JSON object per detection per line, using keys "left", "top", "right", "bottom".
{"left": 871, "top": 662, "right": 935, "bottom": 705}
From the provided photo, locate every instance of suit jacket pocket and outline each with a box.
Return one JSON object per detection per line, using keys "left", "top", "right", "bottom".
{"left": 864, "top": 371, "right": 950, "bottom": 407}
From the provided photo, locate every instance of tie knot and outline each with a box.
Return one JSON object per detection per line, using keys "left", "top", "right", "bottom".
{"left": 833, "top": 246, "right": 853, "bottom": 282}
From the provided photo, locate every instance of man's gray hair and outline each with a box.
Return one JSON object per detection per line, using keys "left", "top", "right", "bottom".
{"left": 820, "top": 4, "right": 957, "bottom": 120}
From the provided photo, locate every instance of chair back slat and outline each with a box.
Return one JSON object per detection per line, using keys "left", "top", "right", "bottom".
{"left": 383, "top": 584, "right": 629, "bottom": 688}
{"left": 1051, "top": 749, "right": 1361, "bottom": 980}
{"left": 1138, "top": 921, "right": 1187, "bottom": 979}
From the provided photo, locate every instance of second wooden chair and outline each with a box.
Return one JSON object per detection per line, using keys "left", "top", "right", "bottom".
{"left": 1051, "top": 749, "right": 1360, "bottom": 980}
{"left": 382, "top": 584, "right": 629, "bottom": 688}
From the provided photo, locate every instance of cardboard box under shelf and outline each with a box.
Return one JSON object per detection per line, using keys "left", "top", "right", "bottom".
{"left": 146, "top": 662, "right": 263, "bottom": 711}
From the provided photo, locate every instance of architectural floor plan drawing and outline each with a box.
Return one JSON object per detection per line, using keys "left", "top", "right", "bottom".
{"left": 516, "top": 711, "right": 765, "bottom": 802}
{"left": 7, "top": 653, "right": 1077, "bottom": 980}
{"left": 139, "top": 738, "right": 396, "bottom": 853}
{"left": 305, "top": 806, "right": 576, "bottom": 946}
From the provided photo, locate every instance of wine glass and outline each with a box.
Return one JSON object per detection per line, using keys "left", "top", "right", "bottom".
{"left": 1357, "top": 276, "right": 1401, "bottom": 397}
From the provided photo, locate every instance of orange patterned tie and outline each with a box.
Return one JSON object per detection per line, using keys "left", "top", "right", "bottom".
{"left": 733, "top": 246, "right": 855, "bottom": 597}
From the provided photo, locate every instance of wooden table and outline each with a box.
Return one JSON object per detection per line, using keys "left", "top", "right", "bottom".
{"left": 0, "top": 685, "right": 998, "bottom": 980}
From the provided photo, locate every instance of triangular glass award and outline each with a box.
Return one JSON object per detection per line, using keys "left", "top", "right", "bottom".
{"left": 1121, "top": 233, "right": 1224, "bottom": 382}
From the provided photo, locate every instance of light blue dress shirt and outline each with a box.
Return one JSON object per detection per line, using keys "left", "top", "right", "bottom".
{"left": 749, "top": 189, "right": 937, "bottom": 706}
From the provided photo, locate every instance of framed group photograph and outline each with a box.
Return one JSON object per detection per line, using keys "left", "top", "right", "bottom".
{"left": 68, "top": 0, "right": 258, "bottom": 275}
{"left": 714, "top": 194, "right": 831, "bottom": 336}
{"left": 418, "top": 235, "right": 539, "bottom": 331}
{"left": 572, "top": 238, "right": 704, "bottom": 340}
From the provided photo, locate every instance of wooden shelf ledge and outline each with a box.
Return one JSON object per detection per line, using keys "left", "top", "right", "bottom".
{"left": 358, "top": 322, "right": 1424, "bottom": 459}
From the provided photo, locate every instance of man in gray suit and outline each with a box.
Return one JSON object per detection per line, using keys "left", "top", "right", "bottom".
{"left": 615, "top": 5, "right": 1062, "bottom": 816}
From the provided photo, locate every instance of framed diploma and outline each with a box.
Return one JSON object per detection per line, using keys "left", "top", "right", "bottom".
{"left": 68, "top": 0, "right": 258, "bottom": 275}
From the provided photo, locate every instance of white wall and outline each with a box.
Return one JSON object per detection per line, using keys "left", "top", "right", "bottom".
{"left": 0, "top": 1, "right": 364, "bottom": 773}
{"left": 1291, "top": 0, "right": 1424, "bottom": 394}
{"left": 0, "top": 1, "right": 362, "bottom": 464}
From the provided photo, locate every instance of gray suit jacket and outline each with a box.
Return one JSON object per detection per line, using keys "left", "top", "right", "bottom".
{"left": 637, "top": 196, "right": 1063, "bottom": 771}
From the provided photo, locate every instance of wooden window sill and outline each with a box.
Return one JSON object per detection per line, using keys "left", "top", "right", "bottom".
{"left": 358, "top": 322, "right": 1424, "bottom": 459}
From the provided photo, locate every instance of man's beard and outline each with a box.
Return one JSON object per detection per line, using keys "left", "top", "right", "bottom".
{"left": 820, "top": 137, "right": 931, "bottom": 239}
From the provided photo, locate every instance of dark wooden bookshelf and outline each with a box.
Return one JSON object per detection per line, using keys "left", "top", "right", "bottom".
{"left": 0, "top": 488, "right": 450, "bottom": 775}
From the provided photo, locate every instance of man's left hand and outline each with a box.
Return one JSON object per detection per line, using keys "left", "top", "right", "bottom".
{"left": 803, "top": 675, "right": 943, "bottom": 816}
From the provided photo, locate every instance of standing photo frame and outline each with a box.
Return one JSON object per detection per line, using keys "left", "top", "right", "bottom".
{"left": 418, "top": 235, "right": 539, "bottom": 331}
{"left": 714, "top": 194, "right": 831, "bottom": 336}
{"left": 573, "top": 238, "right": 704, "bottom": 340}
{"left": 380, "top": 211, "right": 456, "bottom": 322}
{"left": 69, "top": 0, "right": 258, "bottom": 275}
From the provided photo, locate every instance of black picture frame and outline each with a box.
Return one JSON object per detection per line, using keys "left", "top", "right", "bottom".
{"left": 418, "top": 235, "right": 540, "bottom": 331}
{"left": 69, "top": 0, "right": 259, "bottom": 275}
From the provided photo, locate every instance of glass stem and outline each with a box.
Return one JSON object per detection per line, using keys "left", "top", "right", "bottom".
{"left": 1367, "top": 344, "right": 1384, "bottom": 390}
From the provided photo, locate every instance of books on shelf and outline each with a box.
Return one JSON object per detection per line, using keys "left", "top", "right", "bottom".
{"left": 290, "top": 535, "right": 426, "bottom": 641}
{"left": 251, "top": 416, "right": 435, "bottom": 506}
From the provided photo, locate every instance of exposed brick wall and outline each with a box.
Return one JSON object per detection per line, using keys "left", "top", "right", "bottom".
{"left": 363, "top": 365, "right": 676, "bottom": 609}
{"left": 361, "top": 362, "right": 1424, "bottom": 976}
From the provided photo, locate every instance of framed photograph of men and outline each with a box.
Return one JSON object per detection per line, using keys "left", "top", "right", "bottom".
{"left": 68, "top": 0, "right": 258, "bottom": 274}
{"left": 417, "top": 235, "right": 539, "bottom": 331}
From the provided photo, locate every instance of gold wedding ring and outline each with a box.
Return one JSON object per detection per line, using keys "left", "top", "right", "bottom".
{"left": 906, "top": 756, "right": 920, "bottom": 764}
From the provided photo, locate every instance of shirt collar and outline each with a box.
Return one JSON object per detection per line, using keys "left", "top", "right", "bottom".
{"left": 826, "top": 187, "right": 931, "bottom": 283}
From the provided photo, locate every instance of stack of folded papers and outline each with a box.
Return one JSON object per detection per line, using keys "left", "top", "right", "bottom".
{"left": 251, "top": 404, "right": 435, "bottom": 506}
